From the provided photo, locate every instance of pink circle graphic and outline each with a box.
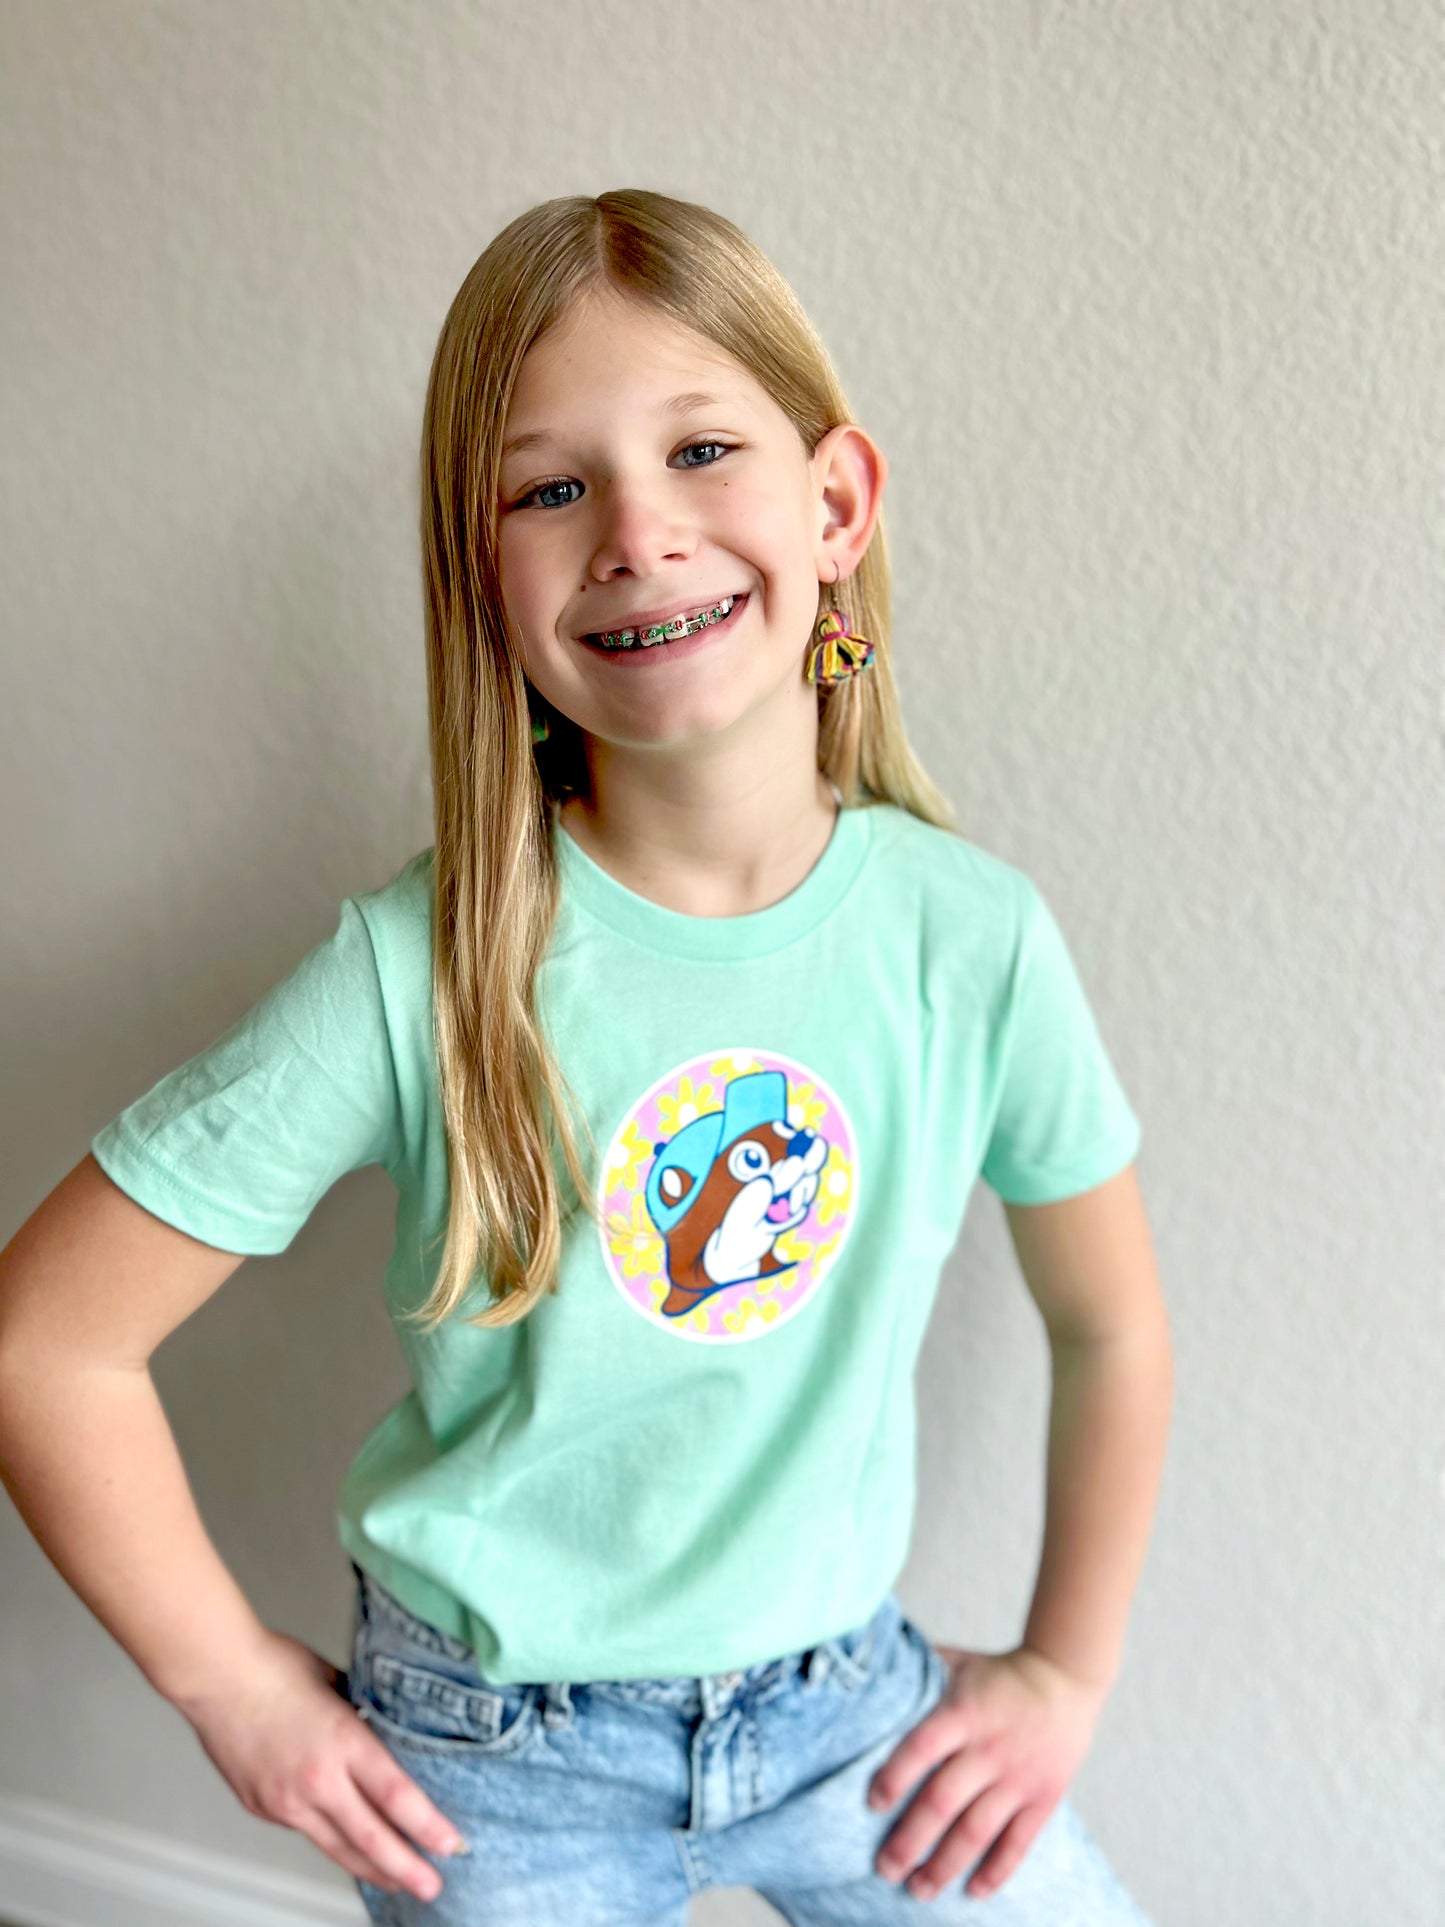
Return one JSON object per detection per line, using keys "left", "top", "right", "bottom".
{"left": 595, "top": 1046, "right": 858, "bottom": 1343}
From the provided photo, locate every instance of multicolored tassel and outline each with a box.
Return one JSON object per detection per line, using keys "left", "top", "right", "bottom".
{"left": 804, "top": 608, "right": 876, "bottom": 685}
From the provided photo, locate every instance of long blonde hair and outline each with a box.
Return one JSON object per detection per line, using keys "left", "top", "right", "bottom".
{"left": 406, "top": 188, "right": 957, "bottom": 1335}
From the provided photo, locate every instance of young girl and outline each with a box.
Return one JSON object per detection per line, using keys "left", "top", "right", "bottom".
{"left": 0, "top": 189, "right": 1172, "bottom": 1923}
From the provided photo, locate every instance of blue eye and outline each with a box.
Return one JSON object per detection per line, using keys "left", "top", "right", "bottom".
{"left": 676, "top": 440, "right": 729, "bottom": 469}
{"left": 513, "top": 441, "right": 734, "bottom": 511}
{"left": 524, "top": 477, "right": 582, "bottom": 511}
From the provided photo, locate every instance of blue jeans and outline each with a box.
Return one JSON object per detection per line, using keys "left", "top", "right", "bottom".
{"left": 345, "top": 1561, "right": 1153, "bottom": 1925}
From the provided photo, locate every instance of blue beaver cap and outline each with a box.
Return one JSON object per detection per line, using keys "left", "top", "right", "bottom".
{"left": 644, "top": 1069, "right": 788, "bottom": 1236}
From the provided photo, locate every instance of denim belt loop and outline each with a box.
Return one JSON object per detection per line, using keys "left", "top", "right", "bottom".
{"left": 802, "top": 1644, "right": 831, "bottom": 1686}
{"left": 541, "top": 1680, "right": 574, "bottom": 1730}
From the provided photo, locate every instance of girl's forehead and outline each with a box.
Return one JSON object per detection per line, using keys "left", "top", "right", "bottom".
{"left": 509, "top": 297, "right": 758, "bottom": 412}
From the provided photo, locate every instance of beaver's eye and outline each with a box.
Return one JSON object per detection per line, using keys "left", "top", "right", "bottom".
{"left": 727, "top": 1140, "right": 770, "bottom": 1181}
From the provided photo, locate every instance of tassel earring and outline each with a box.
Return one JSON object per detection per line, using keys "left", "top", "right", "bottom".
{"left": 805, "top": 564, "right": 875, "bottom": 685}
{"left": 805, "top": 609, "right": 875, "bottom": 684}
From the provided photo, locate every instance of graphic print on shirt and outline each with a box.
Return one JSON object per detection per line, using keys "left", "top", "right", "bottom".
{"left": 596, "top": 1049, "right": 857, "bottom": 1344}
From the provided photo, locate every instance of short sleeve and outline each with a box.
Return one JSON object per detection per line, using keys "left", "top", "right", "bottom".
{"left": 90, "top": 896, "right": 403, "bottom": 1254}
{"left": 979, "top": 876, "right": 1142, "bottom": 1205}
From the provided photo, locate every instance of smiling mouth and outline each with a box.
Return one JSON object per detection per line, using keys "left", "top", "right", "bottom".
{"left": 582, "top": 593, "right": 743, "bottom": 651}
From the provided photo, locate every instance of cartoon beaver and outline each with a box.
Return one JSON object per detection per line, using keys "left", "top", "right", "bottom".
{"left": 643, "top": 1069, "right": 829, "bottom": 1320}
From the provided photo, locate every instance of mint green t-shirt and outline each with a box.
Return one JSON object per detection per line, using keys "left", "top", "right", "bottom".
{"left": 90, "top": 801, "right": 1141, "bottom": 1685}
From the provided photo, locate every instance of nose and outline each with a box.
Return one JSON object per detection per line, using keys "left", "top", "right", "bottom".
{"left": 585, "top": 475, "right": 699, "bottom": 585}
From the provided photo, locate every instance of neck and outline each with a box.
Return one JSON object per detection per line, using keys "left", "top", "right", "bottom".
{"left": 555, "top": 761, "right": 842, "bottom": 920}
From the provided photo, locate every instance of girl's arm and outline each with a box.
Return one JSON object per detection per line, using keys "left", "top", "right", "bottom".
{"left": 1005, "top": 1161, "right": 1174, "bottom": 1692}
{"left": 0, "top": 1153, "right": 269, "bottom": 1707}
{"left": 864, "top": 1161, "right": 1170, "bottom": 1902}
{"left": 0, "top": 1154, "right": 465, "bottom": 1904}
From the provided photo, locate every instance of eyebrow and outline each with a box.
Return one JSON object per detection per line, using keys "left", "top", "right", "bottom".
{"left": 500, "top": 391, "right": 735, "bottom": 459}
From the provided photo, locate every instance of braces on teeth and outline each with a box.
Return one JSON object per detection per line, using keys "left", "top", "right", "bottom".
{"left": 591, "top": 594, "right": 736, "bottom": 650}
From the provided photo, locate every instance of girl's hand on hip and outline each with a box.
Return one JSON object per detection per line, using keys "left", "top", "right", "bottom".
{"left": 865, "top": 1640, "right": 1109, "bottom": 1903}
{"left": 176, "top": 1627, "right": 467, "bottom": 1904}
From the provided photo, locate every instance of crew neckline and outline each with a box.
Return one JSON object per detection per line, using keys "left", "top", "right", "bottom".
{"left": 552, "top": 795, "right": 875, "bottom": 960}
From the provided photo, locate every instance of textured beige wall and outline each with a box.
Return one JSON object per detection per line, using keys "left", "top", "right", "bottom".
{"left": 1, "top": 3, "right": 1441, "bottom": 1923}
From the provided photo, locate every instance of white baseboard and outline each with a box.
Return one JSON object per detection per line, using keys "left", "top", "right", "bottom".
{"left": 0, "top": 1789, "right": 366, "bottom": 1927}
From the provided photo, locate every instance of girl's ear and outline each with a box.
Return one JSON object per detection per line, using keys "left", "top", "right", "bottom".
{"left": 811, "top": 423, "right": 888, "bottom": 585}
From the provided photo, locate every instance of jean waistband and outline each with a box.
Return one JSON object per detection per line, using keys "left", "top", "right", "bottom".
{"left": 350, "top": 1559, "right": 902, "bottom": 1704}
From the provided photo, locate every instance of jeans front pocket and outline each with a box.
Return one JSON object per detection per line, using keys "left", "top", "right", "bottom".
{"left": 361, "top": 1651, "right": 542, "bottom": 1760}
{"left": 808, "top": 1592, "right": 904, "bottom": 1697}
{"left": 349, "top": 1597, "right": 545, "bottom": 1767}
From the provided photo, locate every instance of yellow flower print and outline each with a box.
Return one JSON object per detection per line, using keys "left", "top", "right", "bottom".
{"left": 606, "top": 1193, "right": 664, "bottom": 1279}
{"left": 657, "top": 1075, "right": 716, "bottom": 1138}
{"left": 768, "top": 1232, "right": 812, "bottom": 1295}
{"left": 781, "top": 1082, "right": 829, "bottom": 1135}
{"left": 723, "top": 1296, "right": 781, "bottom": 1333}
{"left": 604, "top": 1118, "right": 655, "bottom": 1193}
{"left": 811, "top": 1228, "right": 842, "bottom": 1280}
{"left": 812, "top": 1148, "right": 853, "bottom": 1229}
{"left": 709, "top": 1051, "right": 763, "bottom": 1082}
